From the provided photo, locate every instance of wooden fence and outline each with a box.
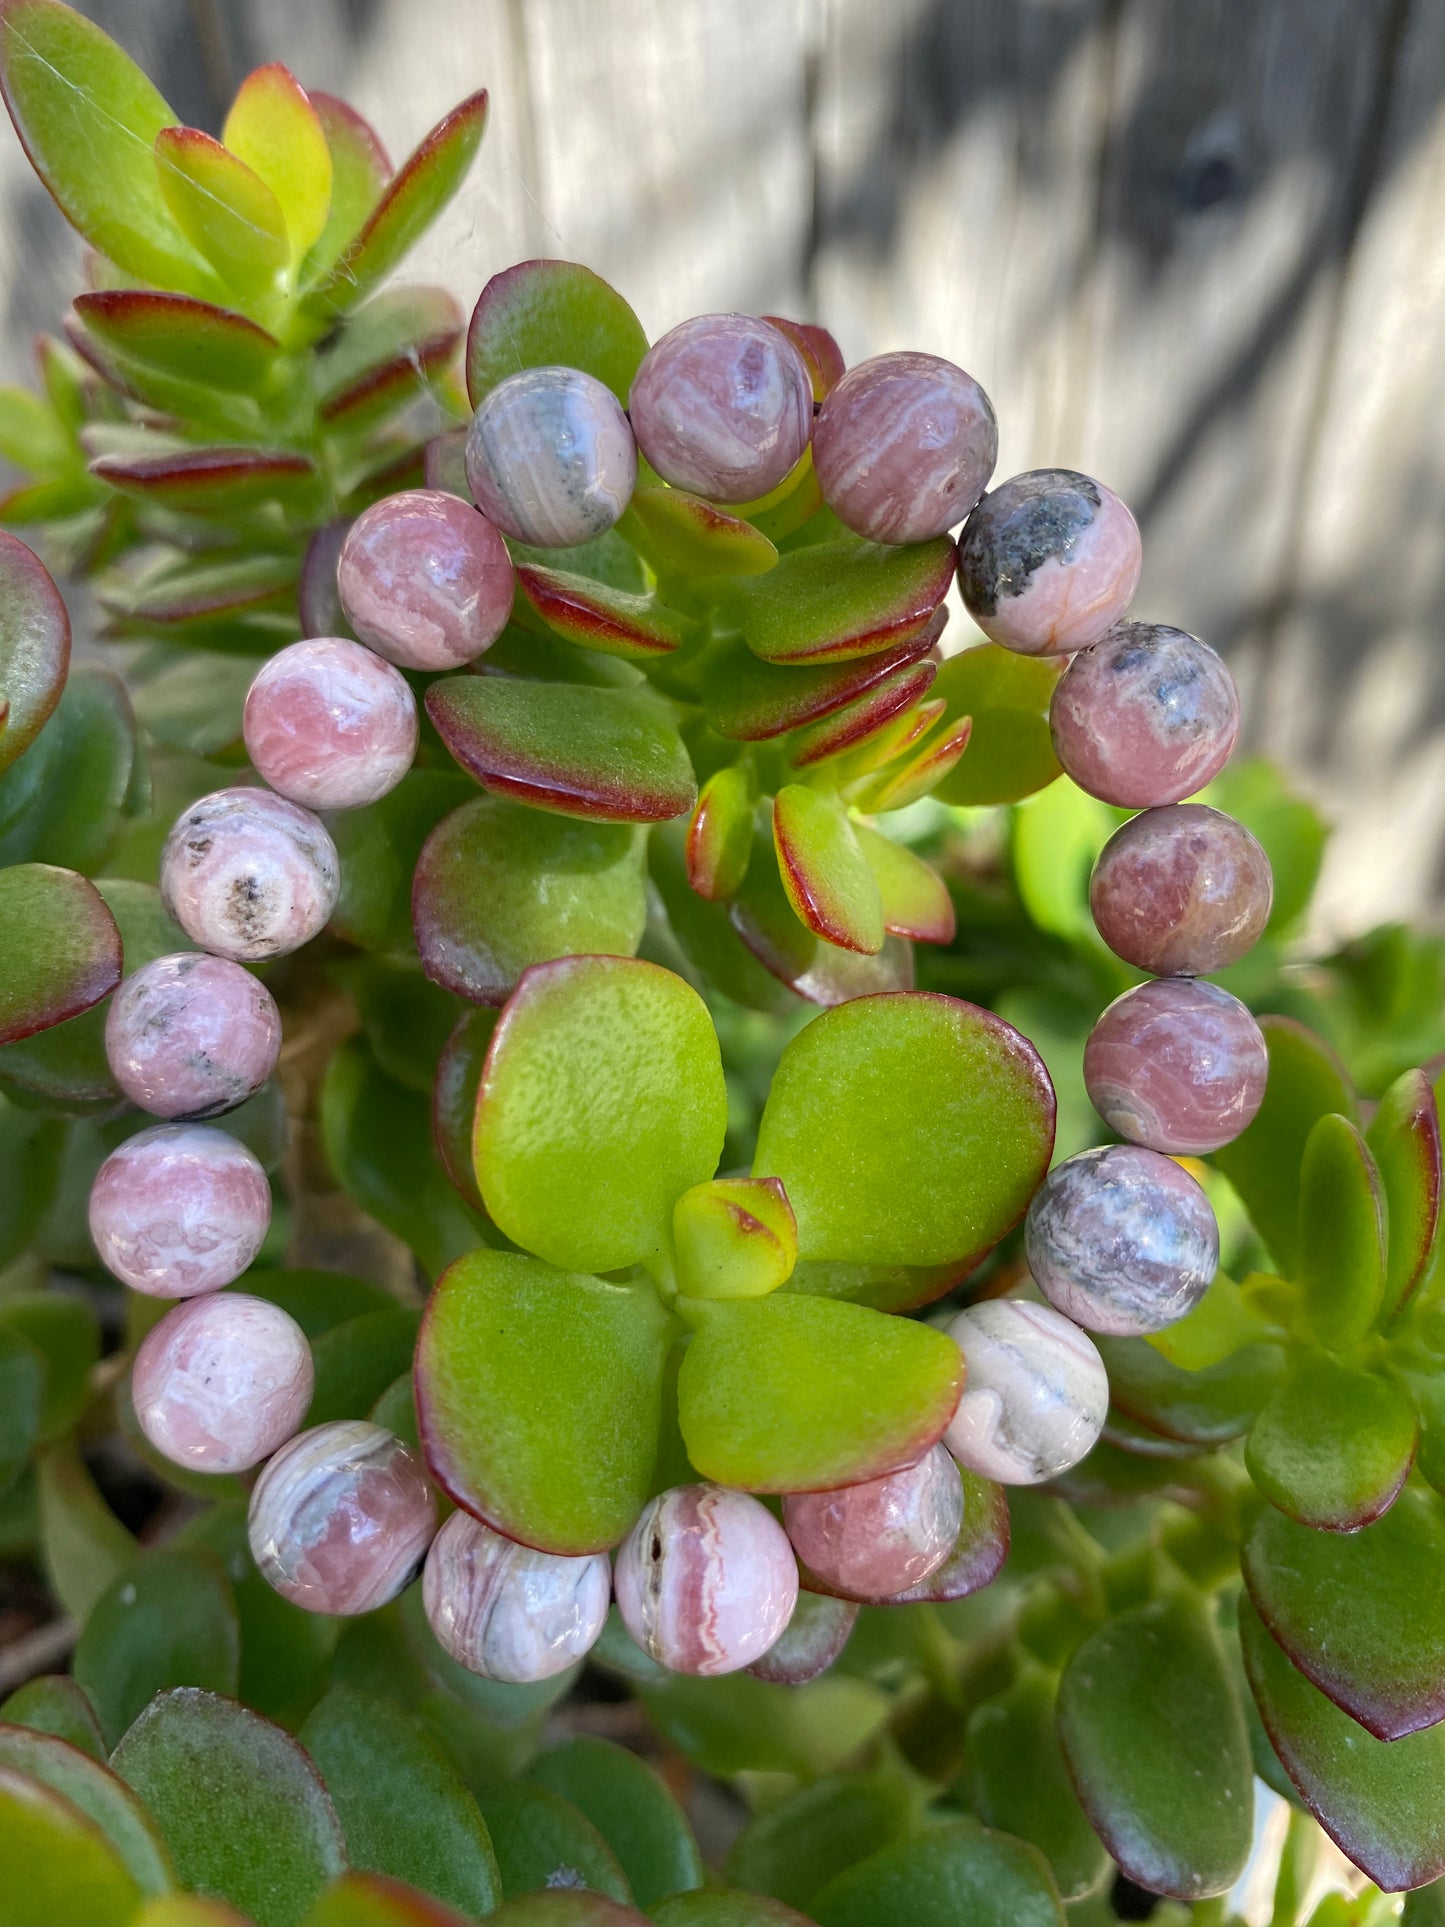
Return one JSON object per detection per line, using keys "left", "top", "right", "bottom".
{"left": 3, "top": 0, "right": 1443, "bottom": 929}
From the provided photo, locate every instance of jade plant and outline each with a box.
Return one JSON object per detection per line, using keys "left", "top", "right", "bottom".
{"left": 2, "top": 6, "right": 1445, "bottom": 1927}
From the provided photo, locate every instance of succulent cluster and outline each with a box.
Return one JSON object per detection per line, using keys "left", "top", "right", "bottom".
{"left": 3, "top": 6, "right": 1445, "bottom": 1927}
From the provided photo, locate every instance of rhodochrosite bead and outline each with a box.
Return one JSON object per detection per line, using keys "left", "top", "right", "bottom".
{"left": 1050, "top": 622, "right": 1240, "bottom": 807}
{"left": 614, "top": 1483, "right": 798, "bottom": 1676}
{"left": 782, "top": 1444, "right": 963, "bottom": 1601}
{"left": 1026, "top": 1144, "right": 1219, "bottom": 1336}
{"left": 629, "top": 314, "right": 813, "bottom": 503}
{"left": 422, "top": 1510, "right": 609, "bottom": 1683}
{"left": 248, "top": 1420, "right": 436, "bottom": 1616}
{"left": 943, "top": 1299, "right": 1107, "bottom": 1485}
{"left": 160, "top": 788, "right": 340, "bottom": 962}
{"left": 1090, "top": 804, "right": 1273, "bottom": 975}
{"left": 337, "top": 489, "right": 513, "bottom": 669}
{"left": 958, "top": 469, "right": 1141, "bottom": 655}
{"left": 89, "top": 1123, "right": 270, "bottom": 1297}
{"left": 243, "top": 637, "right": 418, "bottom": 810}
{"left": 811, "top": 351, "right": 998, "bottom": 544}
{"left": 132, "top": 1291, "right": 312, "bottom": 1472}
{"left": 466, "top": 366, "right": 638, "bottom": 545}
{"left": 104, "top": 953, "right": 281, "bottom": 1120}
{"left": 1085, "top": 977, "right": 1268, "bottom": 1154}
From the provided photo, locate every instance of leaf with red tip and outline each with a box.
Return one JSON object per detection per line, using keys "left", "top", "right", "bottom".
{"left": 515, "top": 563, "right": 687, "bottom": 660}
{"left": 932, "top": 644, "right": 1063, "bottom": 807}
{"left": 223, "top": 64, "right": 332, "bottom": 261}
{"left": 686, "top": 766, "right": 753, "bottom": 901}
{"left": 849, "top": 716, "right": 974, "bottom": 813}
{"left": 474, "top": 955, "right": 727, "bottom": 1273}
{"left": 413, "top": 793, "right": 647, "bottom": 1004}
{"left": 755, "top": 991, "right": 1055, "bottom": 1269}
{"left": 773, "top": 786, "right": 883, "bottom": 954}
{"left": 0, "top": 528, "right": 68, "bottom": 771}
{"left": 1245, "top": 1354, "right": 1415, "bottom": 1532}
{"left": 0, "top": 864, "right": 120, "bottom": 1045}
{"left": 153, "top": 126, "right": 289, "bottom": 294}
{"left": 73, "top": 292, "right": 279, "bottom": 393}
{"left": 1095, "top": 1334, "right": 1284, "bottom": 1446}
{"left": 466, "top": 259, "right": 648, "bottom": 407}
{"left": 1240, "top": 1598, "right": 1445, "bottom": 1894}
{"left": 854, "top": 826, "right": 955, "bottom": 944}
{"left": 317, "top": 287, "right": 463, "bottom": 431}
{"left": 427, "top": 676, "right": 696, "bottom": 824}
{"left": 748, "top": 1593, "right": 858, "bottom": 1685}
{"left": 0, "top": 0, "right": 216, "bottom": 294}
{"left": 1367, "top": 1068, "right": 1442, "bottom": 1321}
{"left": 760, "top": 316, "right": 845, "bottom": 400}
{"left": 835, "top": 686, "right": 947, "bottom": 783}
{"left": 433, "top": 1007, "right": 496, "bottom": 1212}
{"left": 306, "top": 94, "right": 391, "bottom": 276}
{"left": 673, "top": 1176, "right": 797, "bottom": 1302}
{"left": 701, "top": 630, "right": 937, "bottom": 743}
{"left": 677, "top": 1292, "right": 963, "bottom": 1491}
{"left": 788, "top": 660, "right": 938, "bottom": 769}
{"left": 728, "top": 535, "right": 954, "bottom": 664}
{"left": 1242, "top": 1484, "right": 1445, "bottom": 1741}
{"left": 416, "top": 1248, "right": 671, "bottom": 1553}
{"left": 730, "top": 819, "right": 913, "bottom": 1006}
{"left": 0, "top": 1723, "right": 173, "bottom": 1892}
{"left": 303, "top": 1872, "right": 478, "bottom": 1927}
{"left": 311, "top": 91, "right": 489, "bottom": 314}
{"left": 622, "top": 487, "right": 778, "bottom": 580}
{"left": 90, "top": 446, "right": 316, "bottom": 514}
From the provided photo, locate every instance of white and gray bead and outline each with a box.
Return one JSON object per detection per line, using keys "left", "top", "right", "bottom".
{"left": 465, "top": 365, "right": 638, "bottom": 547}
{"left": 160, "top": 788, "right": 340, "bottom": 963}
{"left": 943, "top": 1298, "right": 1108, "bottom": 1484}
{"left": 422, "top": 1510, "right": 610, "bottom": 1683}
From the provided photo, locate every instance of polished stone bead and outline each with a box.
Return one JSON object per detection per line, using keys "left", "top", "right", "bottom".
{"left": 466, "top": 366, "right": 638, "bottom": 545}
{"left": 1050, "top": 622, "right": 1240, "bottom": 806}
{"left": 943, "top": 1299, "right": 1108, "bottom": 1485}
{"left": 89, "top": 1123, "right": 271, "bottom": 1297}
{"left": 782, "top": 1444, "right": 963, "bottom": 1602}
{"left": 243, "top": 636, "right": 418, "bottom": 810}
{"left": 132, "top": 1291, "right": 312, "bottom": 1472}
{"left": 248, "top": 1419, "right": 436, "bottom": 1617}
{"left": 337, "top": 488, "right": 514, "bottom": 669}
{"left": 958, "top": 469, "right": 1141, "bottom": 655}
{"left": 1085, "top": 977, "right": 1268, "bottom": 1155}
{"left": 422, "top": 1510, "right": 609, "bottom": 1683}
{"left": 1026, "top": 1143, "right": 1219, "bottom": 1336}
{"left": 1090, "top": 803, "right": 1273, "bottom": 975}
{"left": 629, "top": 315, "right": 812, "bottom": 504}
{"left": 160, "top": 788, "right": 340, "bottom": 963}
{"left": 812, "top": 350, "right": 998, "bottom": 543}
{"left": 614, "top": 1483, "right": 798, "bottom": 1676}
{"left": 105, "top": 953, "right": 281, "bottom": 1120}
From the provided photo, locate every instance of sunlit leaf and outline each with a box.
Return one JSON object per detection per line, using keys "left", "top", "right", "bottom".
{"left": 932, "top": 644, "right": 1062, "bottom": 806}
{"left": 466, "top": 259, "right": 647, "bottom": 407}
{"left": 153, "top": 127, "right": 289, "bottom": 294}
{"left": 0, "top": 1722, "right": 173, "bottom": 1892}
{"left": 223, "top": 65, "right": 332, "bottom": 262}
{"left": 0, "top": 864, "right": 120, "bottom": 1046}
{"left": 0, "top": 1760, "right": 142, "bottom": 1926}
{"left": 74, "top": 291, "right": 280, "bottom": 392}
{"left": 728, "top": 536, "right": 953, "bottom": 664}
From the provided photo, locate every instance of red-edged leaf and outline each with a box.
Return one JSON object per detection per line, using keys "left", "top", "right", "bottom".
{"left": 97, "top": 549, "right": 297, "bottom": 628}
{"left": 432, "top": 1006, "right": 495, "bottom": 1212}
{"left": 1245, "top": 1352, "right": 1417, "bottom": 1532}
{"left": 427, "top": 675, "right": 696, "bottom": 823}
{"left": 221, "top": 62, "right": 332, "bottom": 261}
{"left": 623, "top": 486, "right": 778, "bottom": 579}
{"left": 153, "top": 125, "right": 289, "bottom": 293}
{"left": 855, "top": 827, "right": 955, "bottom": 943}
{"left": 1367, "top": 1068, "right": 1442, "bottom": 1321}
{"left": 73, "top": 291, "right": 279, "bottom": 392}
{"left": 0, "top": 527, "right": 69, "bottom": 771}
{"left": 466, "top": 258, "right": 648, "bottom": 408}
{"left": 319, "top": 310, "right": 462, "bottom": 433}
{"left": 788, "top": 660, "right": 938, "bottom": 769}
{"left": 90, "top": 446, "right": 315, "bottom": 512}
{"left": 760, "top": 316, "right": 846, "bottom": 400}
{"left": 515, "top": 563, "right": 687, "bottom": 660}
{"left": 850, "top": 716, "right": 974, "bottom": 813}
{"left": 685, "top": 766, "right": 753, "bottom": 901}
{"left": 307, "top": 92, "right": 391, "bottom": 274}
{"left": 700, "top": 630, "right": 937, "bottom": 743}
{"left": 0, "top": 863, "right": 120, "bottom": 1044}
{"left": 729, "top": 536, "right": 954, "bottom": 664}
{"left": 773, "top": 787, "right": 883, "bottom": 954}
{"left": 305, "top": 1871, "right": 479, "bottom": 1927}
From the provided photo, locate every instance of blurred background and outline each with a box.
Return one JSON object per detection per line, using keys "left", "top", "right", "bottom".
{"left": 1, "top": 0, "right": 1441, "bottom": 933}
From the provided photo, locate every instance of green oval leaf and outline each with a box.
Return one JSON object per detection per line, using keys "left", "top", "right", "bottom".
{"left": 1056, "top": 1591, "right": 1253, "bottom": 1901}
{"left": 726, "top": 1772, "right": 913, "bottom": 1914}
{"left": 1367, "top": 1067, "right": 1442, "bottom": 1322}
{"left": 305, "top": 1309, "right": 421, "bottom": 1430}
{"left": 528, "top": 1736, "right": 702, "bottom": 1908}
{"left": 112, "top": 1688, "right": 346, "bottom": 1927}
{"left": 474, "top": 956, "right": 726, "bottom": 1273}
{"left": 1297, "top": 1113, "right": 1386, "bottom": 1347}
{"left": 329, "top": 771, "right": 473, "bottom": 954}
{"left": 728, "top": 537, "right": 954, "bottom": 664}
{"left": 467, "top": 259, "right": 647, "bottom": 407}
{"left": 0, "top": 1760, "right": 141, "bottom": 1927}
{"left": 305, "top": 95, "right": 391, "bottom": 280}
{"left": 74, "top": 291, "right": 279, "bottom": 392}
{"left": 0, "top": 1675, "right": 104, "bottom": 1757}
{"left": 654, "top": 1896, "right": 816, "bottom": 1927}
{"left": 1246, "top": 1353, "right": 1417, "bottom": 1530}
{"left": 700, "top": 632, "right": 934, "bottom": 744}
{"left": 933, "top": 643, "right": 1062, "bottom": 806}
{"left": 1242, "top": 1484, "right": 1445, "bottom": 1740}
{"left": 473, "top": 1783, "right": 631, "bottom": 1905}
{"left": 300, "top": 1687, "right": 500, "bottom": 1918}
{"left": 811, "top": 1822, "right": 1064, "bottom": 1927}
{"left": 0, "top": 663, "right": 136, "bottom": 873}
{"left": 772, "top": 786, "right": 884, "bottom": 955}
{"left": 416, "top": 1248, "right": 672, "bottom": 1553}
{"left": 622, "top": 488, "right": 777, "bottom": 580}
{"left": 677, "top": 1293, "right": 962, "bottom": 1490}
{"left": 685, "top": 766, "right": 754, "bottom": 902}
{"left": 72, "top": 1547, "right": 240, "bottom": 1749}
{"left": 153, "top": 126, "right": 290, "bottom": 294}
{"left": 967, "top": 1668, "right": 1108, "bottom": 1902}
{"left": 515, "top": 563, "right": 686, "bottom": 661}
{"left": 0, "top": 1723, "right": 173, "bottom": 1893}
{"left": 0, "top": 864, "right": 120, "bottom": 1045}
{"left": 1096, "top": 1333, "right": 1286, "bottom": 1446}
{"left": 0, "top": 1288, "right": 96, "bottom": 1439}
{"left": 753, "top": 991, "right": 1054, "bottom": 1268}
{"left": 0, "top": 529, "right": 68, "bottom": 772}
{"left": 855, "top": 824, "right": 955, "bottom": 944}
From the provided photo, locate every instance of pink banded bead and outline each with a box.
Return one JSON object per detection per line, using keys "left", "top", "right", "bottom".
{"left": 337, "top": 489, "right": 513, "bottom": 671}
{"left": 1090, "top": 804, "right": 1273, "bottom": 975}
{"left": 422, "top": 1510, "right": 609, "bottom": 1683}
{"left": 613, "top": 1483, "right": 798, "bottom": 1676}
{"left": 244, "top": 637, "right": 418, "bottom": 811}
{"left": 629, "top": 315, "right": 813, "bottom": 504}
{"left": 104, "top": 953, "right": 280, "bottom": 1120}
{"left": 782, "top": 1443, "right": 962, "bottom": 1602}
{"left": 160, "top": 788, "right": 339, "bottom": 963}
{"left": 466, "top": 366, "right": 638, "bottom": 546}
{"left": 89, "top": 1123, "right": 270, "bottom": 1297}
{"left": 1084, "top": 977, "right": 1268, "bottom": 1155}
{"left": 958, "top": 469, "right": 1141, "bottom": 655}
{"left": 132, "top": 1291, "right": 312, "bottom": 1472}
{"left": 248, "top": 1420, "right": 437, "bottom": 1616}
{"left": 1050, "top": 622, "right": 1240, "bottom": 807}
{"left": 812, "top": 350, "right": 998, "bottom": 544}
